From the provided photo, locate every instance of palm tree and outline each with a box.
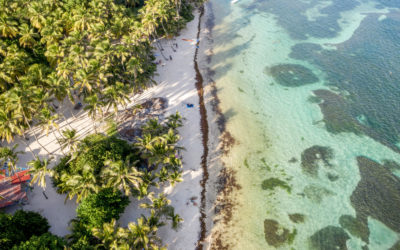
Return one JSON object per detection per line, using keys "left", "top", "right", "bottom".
{"left": 59, "top": 129, "right": 79, "bottom": 153}
{"left": 28, "top": 157, "right": 54, "bottom": 191}
{"left": 142, "top": 209, "right": 166, "bottom": 230}
{"left": 65, "top": 165, "right": 98, "bottom": 203}
{"left": 166, "top": 112, "right": 183, "bottom": 130}
{"left": 84, "top": 93, "right": 103, "bottom": 132}
{"left": 102, "top": 82, "right": 130, "bottom": 115}
{"left": 0, "top": 16, "right": 18, "bottom": 38}
{"left": 167, "top": 171, "right": 183, "bottom": 187}
{"left": 125, "top": 217, "right": 153, "bottom": 249}
{"left": 18, "top": 23, "right": 38, "bottom": 48}
{"left": 102, "top": 158, "right": 143, "bottom": 196}
{"left": 0, "top": 144, "right": 24, "bottom": 175}
{"left": 37, "top": 107, "right": 61, "bottom": 140}
{"left": 141, "top": 118, "right": 164, "bottom": 136}
{"left": 0, "top": 109, "right": 23, "bottom": 143}
{"left": 6, "top": 86, "right": 52, "bottom": 154}
{"left": 140, "top": 193, "right": 170, "bottom": 211}
{"left": 92, "top": 219, "right": 125, "bottom": 249}
{"left": 166, "top": 207, "right": 182, "bottom": 230}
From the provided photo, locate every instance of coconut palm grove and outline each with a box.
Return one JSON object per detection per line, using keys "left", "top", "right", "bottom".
{"left": 0, "top": 0, "right": 203, "bottom": 249}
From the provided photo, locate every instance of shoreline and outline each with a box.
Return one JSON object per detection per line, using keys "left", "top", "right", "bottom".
{"left": 4, "top": 8, "right": 209, "bottom": 249}
{"left": 197, "top": 2, "right": 244, "bottom": 249}
{"left": 193, "top": 5, "right": 209, "bottom": 250}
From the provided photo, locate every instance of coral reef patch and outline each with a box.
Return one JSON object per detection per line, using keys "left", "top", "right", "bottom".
{"left": 301, "top": 145, "right": 333, "bottom": 177}
{"left": 310, "top": 226, "right": 350, "bottom": 250}
{"left": 266, "top": 64, "right": 318, "bottom": 87}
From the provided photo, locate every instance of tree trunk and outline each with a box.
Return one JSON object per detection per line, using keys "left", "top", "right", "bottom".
{"left": 52, "top": 129, "right": 66, "bottom": 156}
{"left": 25, "top": 117, "right": 52, "bottom": 155}
{"left": 21, "top": 136, "right": 36, "bottom": 158}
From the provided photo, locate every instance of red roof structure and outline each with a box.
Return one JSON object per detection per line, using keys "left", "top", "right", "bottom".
{"left": 0, "top": 170, "right": 30, "bottom": 208}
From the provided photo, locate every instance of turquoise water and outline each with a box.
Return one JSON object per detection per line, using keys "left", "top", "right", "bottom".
{"left": 206, "top": 0, "right": 400, "bottom": 249}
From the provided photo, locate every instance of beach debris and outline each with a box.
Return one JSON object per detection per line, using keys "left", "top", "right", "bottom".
{"left": 116, "top": 97, "right": 168, "bottom": 142}
{"left": 186, "top": 103, "right": 194, "bottom": 108}
{"left": 73, "top": 102, "right": 83, "bottom": 110}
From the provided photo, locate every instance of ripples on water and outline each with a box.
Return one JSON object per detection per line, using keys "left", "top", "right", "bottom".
{"left": 207, "top": 0, "right": 400, "bottom": 249}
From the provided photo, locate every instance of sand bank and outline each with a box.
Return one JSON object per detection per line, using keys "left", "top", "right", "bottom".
{"left": 3, "top": 9, "right": 215, "bottom": 250}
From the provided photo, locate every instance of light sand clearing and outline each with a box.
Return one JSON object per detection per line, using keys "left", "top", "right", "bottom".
{"left": 4, "top": 11, "right": 204, "bottom": 249}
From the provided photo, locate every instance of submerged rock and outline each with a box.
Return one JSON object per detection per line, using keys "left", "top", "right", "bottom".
{"left": 310, "top": 226, "right": 350, "bottom": 250}
{"left": 383, "top": 160, "right": 400, "bottom": 172}
{"left": 303, "top": 185, "right": 335, "bottom": 203}
{"left": 266, "top": 64, "right": 319, "bottom": 87}
{"left": 261, "top": 178, "right": 291, "bottom": 193}
{"left": 350, "top": 157, "right": 400, "bottom": 241}
{"left": 301, "top": 145, "right": 333, "bottom": 177}
{"left": 264, "top": 219, "right": 296, "bottom": 247}
{"left": 313, "top": 89, "right": 363, "bottom": 135}
{"left": 389, "top": 241, "right": 400, "bottom": 250}
{"left": 339, "top": 215, "right": 369, "bottom": 243}
{"left": 326, "top": 172, "right": 339, "bottom": 181}
{"left": 289, "top": 213, "right": 305, "bottom": 223}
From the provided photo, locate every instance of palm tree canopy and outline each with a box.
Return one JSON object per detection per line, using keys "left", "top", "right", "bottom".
{"left": 28, "top": 157, "right": 53, "bottom": 190}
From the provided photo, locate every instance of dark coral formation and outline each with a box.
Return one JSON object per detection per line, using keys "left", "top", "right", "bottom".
{"left": 313, "top": 90, "right": 362, "bottom": 135}
{"left": 301, "top": 145, "right": 333, "bottom": 177}
{"left": 290, "top": 12, "right": 400, "bottom": 153}
{"left": 349, "top": 157, "right": 400, "bottom": 242}
{"left": 261, "top": 178, "right": 291, "bottom": 193}
{"left": 339, "top": 215, "right": 369, "bottom": 243}
{"left": 249, "top": 0, "right": 359, "bottom": 40}
{"left": 266, "top": 64, "right": 318, "bottom": 87}
{"left": 310, "top": 226, "right": 350, "bottom": 250}
{"left": 289, "top": 213, "right": 305, "bottom": 223}
{"left": 389, "top": 241, "right": 400, "bottom": 250}
{"left": 264, "top": 219, "right": 296, "bottom": 247}
{"left": 326, "top": 172, "right": 339, "bottom": 181}
{"left": 303, "top": 185, "right": 335, "bottom": 203}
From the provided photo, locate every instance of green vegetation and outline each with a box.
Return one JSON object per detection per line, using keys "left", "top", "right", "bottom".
{"left": 0, "top": 0, "right": 202, "bottom": 248}
{"left": 12, "top": 233, "right": 66, "bottom": 250}
{"left": 53, "top": 114, "right": 183, "bottom": 248}
{"left": 69, "top": 189, "right": 130, "bottom": 247}
{"left": 261, "top": 177, "right": 291, "bottom": 193}
{"left": 0, "top": 0, "right": 202, "bottom": 148}
{"left": 0, "top": 210, "right": 58, "bottom": 249}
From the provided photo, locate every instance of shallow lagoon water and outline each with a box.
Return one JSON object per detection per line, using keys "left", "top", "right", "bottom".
{"left": 207, "top": 0, "right": 400, "bottom": 249}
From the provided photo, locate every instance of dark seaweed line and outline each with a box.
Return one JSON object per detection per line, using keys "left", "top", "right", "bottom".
{"left": 194, "top": 5, "right": 209, "bottom": 250}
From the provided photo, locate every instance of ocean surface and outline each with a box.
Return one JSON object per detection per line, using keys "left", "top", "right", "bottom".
{"left": 206, "top": 0, "right": 400, "bottom": 249}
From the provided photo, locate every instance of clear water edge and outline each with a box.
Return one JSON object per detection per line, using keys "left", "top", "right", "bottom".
{"left": 206, "top": 0, "right": 400, "bottom": 249}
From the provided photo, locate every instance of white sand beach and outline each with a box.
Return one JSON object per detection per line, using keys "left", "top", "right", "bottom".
{"left": 4, "top": 10, "right": 205, "bottom": 249}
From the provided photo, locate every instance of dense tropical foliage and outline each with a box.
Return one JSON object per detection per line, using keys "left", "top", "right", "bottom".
{"left": 0, "top": 0, "right": 200, "bottom": 247}
{"left": 50, "top": 114, "right": 183, "bottom": 248}
{"left": 0, "top": 0, "right": 201, "bottom": 145}
{"left": 0, "top": 210, "right": 61, "bottom": 249}
{"left": 12, "top": 233, "right": 66, "bottom": 250}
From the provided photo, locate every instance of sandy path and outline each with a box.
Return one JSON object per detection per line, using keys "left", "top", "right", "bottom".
{"left": 4, "top": 11, "right": 204, "bottom": 249}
